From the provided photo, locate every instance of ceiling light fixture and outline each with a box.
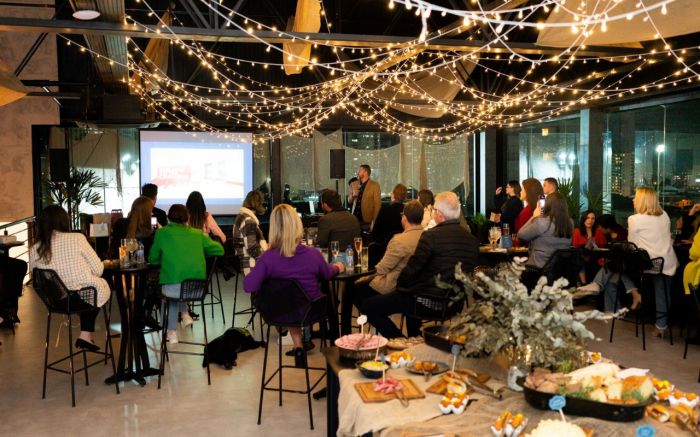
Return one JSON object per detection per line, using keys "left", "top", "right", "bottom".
{"left": 72, "top": 9, "right": 100, "bottom": 20}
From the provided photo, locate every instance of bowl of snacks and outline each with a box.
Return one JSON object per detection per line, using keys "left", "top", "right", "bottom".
{"left": 385, "top": 351, "right": 414, "bottom": 369}
{"left": 439, "top": 379, "right": 469, "bottom": 415}
{"left": 356, "top": 360, "right": 389, "bottom": 379}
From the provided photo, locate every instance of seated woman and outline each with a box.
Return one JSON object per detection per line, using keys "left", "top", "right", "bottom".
{"left": 186, "top": 191, "right": 227, "bottom": 243}
{"left": 514, "top": 178, "right": 543, "bottom": 234}
{"left": 148, "top": 205, "right": 224, "bottom": 344}
{"left": 418, "top": 189, "right": 435, "bottom": 229}
{"left": 29, "top": 205, "right": 110, "bottom": 351}
{"left": 572, "top": 209, "right": 608, "bottom": 285}
{"left": 597, "top": 214, "right": 628, "bottom": 244}
{"left": 243, "top": 204, "right": 344, "bottom": 367}
{"left": 233, "top": 190, "right": 268, "bottom": 276}
{"left": 627, "top": 187, "right": 678, "bottom": 338}
{"left": 517, "top": 192, "right": 573, "bottom": 269}
{"left": 372, "top": 184, "right": 407, "bottom": 246}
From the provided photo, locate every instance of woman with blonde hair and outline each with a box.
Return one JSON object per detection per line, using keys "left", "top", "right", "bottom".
{"left": 628, "top": 186, "right": 678, "bottom": 337}
{"left": 243, "top": 204, "right": 344, "bottom": 367}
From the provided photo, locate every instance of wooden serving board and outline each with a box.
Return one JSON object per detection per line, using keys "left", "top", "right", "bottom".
{"left": 426, "top": 369, "right": 491, "bottom": 395}
{"left": 355, "top": 379, "right": 425, "bottom": 403}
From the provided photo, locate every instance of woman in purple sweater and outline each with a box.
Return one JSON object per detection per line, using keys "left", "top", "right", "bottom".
{"left": 244, "top": 204, "right": 344, "bottom": 364}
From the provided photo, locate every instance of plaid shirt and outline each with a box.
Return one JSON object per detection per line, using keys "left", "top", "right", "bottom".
{"left": 232, "top": 207, "right": 266, "bottom": 276}
{"left": 29, "top": 232, "right": 111, "bottom": 307}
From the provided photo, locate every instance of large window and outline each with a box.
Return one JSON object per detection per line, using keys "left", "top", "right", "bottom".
{"left": 603, "top": 99, "right": 700, "bottom": 225}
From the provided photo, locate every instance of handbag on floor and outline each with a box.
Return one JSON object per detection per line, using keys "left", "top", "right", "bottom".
{"left": 203, "top": 327, "right": 265, "bottom": 369}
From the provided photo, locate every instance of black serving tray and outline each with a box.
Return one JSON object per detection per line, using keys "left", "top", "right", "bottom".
{"left": 421, "top": 325, "right": 452, "bottom": 352}
{"left": 523, "top": 383, "right": 649, "bottom": 422}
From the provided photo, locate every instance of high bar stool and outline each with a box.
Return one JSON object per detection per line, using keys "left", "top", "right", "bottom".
{"left": 158, "top": 277, "right": 213, "bottom": 389}
{"left": 200, "top": 256, "right": 225, "bottom": 323}
{"left": 230, "top": 257, "right": 265, "bottom": 339}
{"left": 254, "top": 278, "right": 328, "bottom": 430}
{"left": 32, "top": 268, "right": 119, "bottom": 407}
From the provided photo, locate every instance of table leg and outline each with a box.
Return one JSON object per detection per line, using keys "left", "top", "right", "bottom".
{"left": 323, "top": 281, "right": 339, "bottom": 341}
{"left": 340, "top": 282, "right": 353, "bottom": 336}
{"left": 326, "top": 360, "right": 340, "bottom": 437}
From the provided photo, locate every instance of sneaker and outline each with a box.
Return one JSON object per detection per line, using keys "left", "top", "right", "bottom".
{"left": 572, "top": 282, "right": 601, "bottom": 299}
{"left": 181, "top": 312, "right": 194, "bottom": 328}
{"left": 285, "top": 340, "right": 315, "bottom": 356}
{"left": 167, "top": 330, "right": 179, "bottom": 344}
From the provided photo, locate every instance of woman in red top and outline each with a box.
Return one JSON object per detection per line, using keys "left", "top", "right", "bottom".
{"left": 572, "top": 209, "right": 608, "bottom": 285}
{"left": 514, "top": 178, "right": 543, "bottom": 233}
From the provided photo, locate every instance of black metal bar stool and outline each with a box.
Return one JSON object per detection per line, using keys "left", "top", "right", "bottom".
{"left": 32, "top": 268, "right": 119, "bottom": 407}
{"left": 200, "top": 256, "right": 225, "bottom": 323}
{"left": 254, "top": 278, "right": 328, "bottom": 430}
{"left": 641, "top": 257, "right": 673, "bottom": 344}
{"left": 158, "top": 276, "right": 213, "bottom": 389}
{"left": 230, "top": 258, "right": 265, "bottom": 340}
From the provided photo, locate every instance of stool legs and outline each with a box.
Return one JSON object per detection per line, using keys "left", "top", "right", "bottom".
{"left": 42, "top": 312, "right": 51, "bottom": 399}
{"left": 203, "top": 308, "right": 211, "bottom": 385}
{"left": 304, "top": 348, "right": 314, "bottom": 430}
{"left": 257, "top": 324, "right": 272, "bottom": 425}
{"left": 158, "top": 303, "right": 169, "bottom": 390}
{"left": 67, "top": 315, "right": 76, "bottom": 407}
{"left": 231, "top": 274, "right": 239, "bottom": 327}
{"left": 278, "top": 328, "right": 283, "bottom": 407}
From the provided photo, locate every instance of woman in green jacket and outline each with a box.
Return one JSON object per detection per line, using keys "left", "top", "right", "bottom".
{"left": 148, "top": 204, "right": 224, "bottom": 344}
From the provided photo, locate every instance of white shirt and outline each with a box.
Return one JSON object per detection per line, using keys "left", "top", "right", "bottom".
{"left": 29, "top": 232, "right": 111, "bottom": 307}
{"left": 628, "top": 211, "right": 678, "bottom": 276}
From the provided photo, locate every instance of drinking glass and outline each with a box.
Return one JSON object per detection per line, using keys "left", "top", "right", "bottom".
{"left": 488, "top": 227, "right": 500, "bottom": 251}
{"left": 125, "top": 238, "right": 138, "bottom": 267}
{"left": 361, "top": 247, "right": 369, "bottom": 272}
{"left": 502, "top": 223, "right": 510, "bottom": 237}
{"left": 330, "top": 241, "right": 340, "bottom": 262}
{"left": 353, "top": 237, "right": 363, "bottom": 267}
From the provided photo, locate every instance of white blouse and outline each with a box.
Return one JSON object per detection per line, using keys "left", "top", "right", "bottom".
{"left": 29, "top": 232, "right": 111, "bottom": 307}
{"left": 627, "top": 211, "right": 678, "bottom": 276}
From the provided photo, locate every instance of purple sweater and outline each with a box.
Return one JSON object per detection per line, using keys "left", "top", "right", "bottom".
{"left": 243, "top": 244, "right": 340, "bottom": 299}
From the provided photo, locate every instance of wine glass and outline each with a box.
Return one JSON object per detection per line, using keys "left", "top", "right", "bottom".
{"left": 353, "top": 237, "right": 363, "bottom": 267}
{"left": 330, "top": 241, "right": 340, "bottom": 262}
{"left": 488, "top": 227, "right": 499, "bottom": 251}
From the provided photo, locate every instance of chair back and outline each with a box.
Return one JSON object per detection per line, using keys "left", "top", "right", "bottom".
{"left": 643, "top": 257, "right": 664, "bottom": 275}
{"left": 32, "top": 268, "right": 97, "bottom": 310}
{"left": 367, "top": 242, "right": 384, "bottom": 270}
{"left": 689, "top": 283, "right": 700, "bottom": 317}
{"left": 607, "top": 242, "right": 651, "bottom": 277}
{"left": 412, "top": 293, "right": 465, "bottom": 321}
{"left": 253, "top": 278, "right": 326, "bottom": 327}
{"left": 179, "top": 279, "right": 209, "bottom": 301}
{"left": 542, "top": 248, "right": 582, "bottom": 286}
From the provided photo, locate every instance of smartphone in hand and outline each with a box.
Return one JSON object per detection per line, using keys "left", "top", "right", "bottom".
{"left": 538, "top": 195, "right": 546, "bottom": 210}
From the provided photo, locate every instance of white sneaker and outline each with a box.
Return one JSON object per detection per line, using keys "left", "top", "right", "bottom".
{"left": 572, "top": 282, "right": 601, "bottom": 299}
{"left": 181, "top": 312, "right": 194, "bottom": 328}
{"left": 167, "top": 330, "right": 179, "bottom": 344}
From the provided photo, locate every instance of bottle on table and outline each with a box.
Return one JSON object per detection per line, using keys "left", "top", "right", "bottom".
{"left": 136, "top": 242, "right": 145, "bottom": 266}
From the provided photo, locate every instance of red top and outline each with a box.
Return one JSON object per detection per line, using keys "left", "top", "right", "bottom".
{"left": 572, "top": 227, "right": 608, "bottom": 248}
{"left": 514, "top": 205, "right": 533, "bottom": 233}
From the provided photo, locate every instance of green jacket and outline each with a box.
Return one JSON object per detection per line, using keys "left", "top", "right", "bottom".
{"left": 148, "top": 223, "right": 224, "bottom": 285}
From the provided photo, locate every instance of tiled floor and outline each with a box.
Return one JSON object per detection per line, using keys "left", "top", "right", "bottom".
{"left": 1, "top": 275, "right": 699, "bottom": 436}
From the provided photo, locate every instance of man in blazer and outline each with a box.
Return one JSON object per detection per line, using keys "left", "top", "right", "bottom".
{"left": 353, "top": 164, "right": 381, "bottom": 227}
{"left": 350, "top": 200, "right": 424, "bottom": 312}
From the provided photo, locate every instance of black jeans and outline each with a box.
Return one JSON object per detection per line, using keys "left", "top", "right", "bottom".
{"left": 0, "top": 257, "right": 28, "bottom": 320}
{"left": 66, "top": 293, "right": 100, "bottom": 332}
{"left": 359, "top": 291, "right": 442, "bottom": 339}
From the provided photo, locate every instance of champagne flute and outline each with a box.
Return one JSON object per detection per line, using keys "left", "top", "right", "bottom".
{"left": 493, "top": 227, "right": 502, "bottom": 248}
{"left": 330, "top": 241, "right": 340, "bottom": 262}
{"left": 488, "top": 227, "right": 498, "bottom": 251}
{"left": 353, "top": 237, "right": 363, "bottom": 267}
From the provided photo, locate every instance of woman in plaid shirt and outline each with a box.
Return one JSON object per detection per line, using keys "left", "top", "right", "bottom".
{"left": 232, "top": 191, "right": 268, "bottom": 277}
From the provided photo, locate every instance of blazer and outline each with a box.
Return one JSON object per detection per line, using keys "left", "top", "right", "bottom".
{"left": 317, "top": 209, "right": 362, "bottom": 249}
{"left": 370, "top": 227, "right": 424, "bottom": 294}
{"left": 360, "top": 179, "right": 381, "bottom": 224}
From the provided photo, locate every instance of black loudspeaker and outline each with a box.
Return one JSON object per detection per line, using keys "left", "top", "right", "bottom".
{"left": 49, "top": 149, "right": 70, "bottom": 182}
{"left": 329, "top": 149, "right": 345, "bottom": 179}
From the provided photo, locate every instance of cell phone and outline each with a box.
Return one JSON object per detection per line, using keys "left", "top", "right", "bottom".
{"left": 538, "top": 195, "right": 546, "bottom": 209}
{"left": 151, "top": 216, "right": 158, "bottom": 229}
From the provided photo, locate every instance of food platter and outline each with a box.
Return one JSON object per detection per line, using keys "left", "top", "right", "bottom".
{"left": 406, "top": 361, "right": 450, "bottom": 377}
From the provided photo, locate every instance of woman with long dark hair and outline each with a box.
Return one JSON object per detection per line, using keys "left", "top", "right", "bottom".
{"left": 572, "top": 209, "right": 608, "bottom": 285}
{"left": 493, "top": 180, "right": 523, "bottom": 232}
{"left": 514, "top": 178, "right": 544, "bottom": 233}
{"left": 186, "top": 191, "right": 226, "bottom": 243}
{"left": 517, "top": 192, "right": 573, "bottom": 269}
{"left": 29, "top": 205, "right": 110, "bottom": 351}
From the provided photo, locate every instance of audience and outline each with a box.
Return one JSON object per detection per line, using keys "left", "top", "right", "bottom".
{"left": 142, "top": 183, "right": 168, "bottom": 227}
{"left": 597, "top": 214, "right": 628, "bottom": 244}
{"left": 677, "top": 203, "right": 700, "bottom": 241}
{"left": 232, "top": 190, "right": 268, "bottom": 277}
{"left": 186, "top": 191, "right": 227, "bottom": 243}
{"left": 417, "top": 189, "right": 435, "bottom": 229}
{"left": 148, "top": 204, "right": 224, "bottom": 344}
{"left": 29, "top": 205, "right": 110, "bottom": 351}
{"left": 543, "top": 177, "right": 558, "bottom": 197}
{"left": 0, "top": 256, "right": 27, "bottom": 329}
{"left": 351, "top": 200, "right": 425, "bottom": 309}
{"left": 493, "top": 180, "right": 523, "bottom": 232}
{"left": 353, "top": 164, "right": 381, "bottom": 228}
{"left": 517, "top": 191, "right": 573, "bottom": 269}
{"left": 317, "top": 189, "right": 361, "bottom": 249}
{"left": 372, "top": 183, "right": 407, "bottom": 246}
{"left": 243, "top": 204, "right": 344, "bottom": 367}
{"left": 514, "top": 178, "right": 543, "bottom": 233}
{"left": 627, "top": 187, "right": 677, "bottom": 338}
{"left": 361, "top": 192, "right": 479, "bottom": 339}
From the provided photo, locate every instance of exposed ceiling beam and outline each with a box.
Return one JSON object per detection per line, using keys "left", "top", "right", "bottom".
{"left": 0, "top": 16, "right": 646, "bottom": 57}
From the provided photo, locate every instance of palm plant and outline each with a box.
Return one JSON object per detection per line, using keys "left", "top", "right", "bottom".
{"left": 44, "top": 167, "right": 107, "bottom": 230}
{"left": 557, "top": 177, "right": 583, "bottom": 221}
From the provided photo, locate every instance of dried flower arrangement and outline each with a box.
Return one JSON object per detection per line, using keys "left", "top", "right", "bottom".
{"left": 439, "top": 258, "right": 626, "bottom": 370}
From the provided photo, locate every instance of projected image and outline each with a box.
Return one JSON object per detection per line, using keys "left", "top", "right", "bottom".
{"left": 140, "top": 131, "right": 253, "bottom": 214}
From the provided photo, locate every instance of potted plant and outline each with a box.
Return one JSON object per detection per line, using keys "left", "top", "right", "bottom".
{"left": 43, "top": 167, "right": 107, "bottom": 230}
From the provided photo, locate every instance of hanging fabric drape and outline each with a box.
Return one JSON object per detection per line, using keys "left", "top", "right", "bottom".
{"left": 418, "top": 139, "right": 428, "bottom": 190}
{"left": 0, "top": 60, "right": 27, "bottom": 107}
{"left": 283, "top": 0, "right": 321, "bottom": 75}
